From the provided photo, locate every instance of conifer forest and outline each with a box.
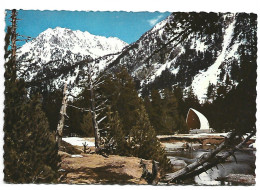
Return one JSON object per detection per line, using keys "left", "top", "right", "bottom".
{"left": 3, "top": 10, "right": 257, "bottom": 185}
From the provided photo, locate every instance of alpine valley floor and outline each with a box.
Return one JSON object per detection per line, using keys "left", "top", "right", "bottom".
{"left": 58, "top": 135, "right": 256, "bottom": 185}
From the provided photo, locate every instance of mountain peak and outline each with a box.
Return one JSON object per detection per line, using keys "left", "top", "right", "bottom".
{"left": 41, "top": 27, "right": 70, "bottom": 34}
{"left": 17, "top": 26, "right": 129, "bottom": 95}
{"left": 18, "top": 27, "right": 128, "bottom": 61}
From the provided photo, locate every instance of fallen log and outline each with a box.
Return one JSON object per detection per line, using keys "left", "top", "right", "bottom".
{"left": 164, "top": 131, "right": 255, "bottom": 183}
{"left": 164, "top": 132, "right": 235, "bottom": 182}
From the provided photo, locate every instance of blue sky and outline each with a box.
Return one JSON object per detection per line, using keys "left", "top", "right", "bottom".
{"left": 5, "top": 10, "right": 170, "bottom": 46}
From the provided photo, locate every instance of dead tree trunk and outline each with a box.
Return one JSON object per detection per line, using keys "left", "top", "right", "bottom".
{"left": 56, "top": 83, "right": 68, "bottom": 146}
{"left": 81, "top": 60, "right": 107, "bottom": 150}
{"left": 89, "top": 80, "right": 101, "bottom": 149}
{"left": 11, "top": 10, "right": 17, "bottom": 61}
{"left": 164, "top": 131, "right": 255, "bottom": 183}
{"left": 69, "top": 60, "right": 107, "bottom": 151}
{"left": 10, "top": 9, "right": 17, "bottom": 82}
{"left": 140, "top": 159, "right": 159, "bottom": 184}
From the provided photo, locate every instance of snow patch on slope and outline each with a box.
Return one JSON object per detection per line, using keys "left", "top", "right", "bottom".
{"left": 151, "top": 19, "right": 168, "bottom": 32}
{"left": 140, "top": 45, "right": 185, "bottom": 86}
{"left": 190, "top": 34, "right": 209, "bottom": 52}
{"left": 63, "top": 137, "right": 95, "bottom": 147}
{"left": 191, "top": 19, "right": 237, "bottom": 102}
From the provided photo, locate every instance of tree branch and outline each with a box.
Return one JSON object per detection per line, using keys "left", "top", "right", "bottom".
{"left": 67, "top": 104, "right": 90, "bottom": 112}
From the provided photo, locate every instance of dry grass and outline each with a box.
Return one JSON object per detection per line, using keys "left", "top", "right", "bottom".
{"left": 59, "top": 152, "right": 154, "bottom": 184}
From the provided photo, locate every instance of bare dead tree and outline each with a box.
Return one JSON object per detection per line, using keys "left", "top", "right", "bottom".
{"left": 49, "top": 59, "right": 107, "bottom": 151}
{"left": 56, "top": 83, "right": 68, "bottom": 146}
{"left": 78, "top": 60, "right": 107, "bottom": 150}
{"left": 164, "top": 130, "right": 255, "bottom": 184}
{"left": 7, "top": 9, "right": 18, "bottom": 82}
{"left": 11, "top": 10, "right": 17, "bottom": 61}
{"left": 8, "top": 9, "right": 32, "bottom": 81}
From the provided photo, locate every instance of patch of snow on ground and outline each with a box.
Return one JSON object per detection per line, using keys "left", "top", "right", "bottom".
{"left": 63, "top": 137, "right": 95, "bottom": 147}
{"left": 163, "top": 142, "right": 185, "bottom": 150}
{"left": 186, "top": 133, "right": 229, "bottom": 138}
{"left": 71, "top": 155, "right": 83, "bottom": 158}
{"left": 195, "top": 171, "right": 221, "bottom": 185}
{"left": 191, "top": 18, "right": 236, "bottom": 102}
{"left": 158, "top": 133, "right": 229, "bottom": 139}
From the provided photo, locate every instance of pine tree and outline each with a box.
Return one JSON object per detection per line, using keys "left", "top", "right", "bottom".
{"left": 100, "top": 68, "right": 142, "bottom": 134}
{"left": 216, "top": 82, "right": 227, "bottom": 99}
{"left": 162, "top": 89, "right": 188, "bottom": 134}
{"left": 42, "top": 90, "right": 63, "bottom": 132}
{"left": 184, "top": 86, "right": 200, "bottom": 112}
{"left": 161, "top": 89, "right": 177, "bottom": 134}
{"left": 100, "top": 107, "right": 128, "bottom": 155}
{"left": 149, "top": 89, "right": 163, "bottom": 133}
{"left": 144, "top": 96, "right": 152, "bottom": 115}
{"left": 173, "top": 86, "right": 186, "bottom": 116}
{"left": 206, "top": 83, "right": 216, "bottom": 102}
{"left": 129, "top": 105, "right": 172, "bottom": 171}
{"left": 4, "top": 84, "right": 60, "bottom": 183}
{"left": 4, "top": 10, "right": 60, "bottom": 183}
{"left": 65, "top": 89, "right": 92, "bottom": 136}
{"left": 79, "top": 112, "right": 94, "bottom": 137}
{"left": 24, "top": 95, "right": 60, "bottom": 183}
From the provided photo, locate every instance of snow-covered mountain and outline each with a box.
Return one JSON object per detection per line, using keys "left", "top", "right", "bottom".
{"left": 17, "top": 13, "right": 256, "bottom": 101}
{"left": 106, "top": 13, "right": 256, "bottom": 102}
{"left": 17, "top": 27, "right": 128, "bottom": 94}
{"left": 18, "top": 27, "right": 127, "bottom": 62}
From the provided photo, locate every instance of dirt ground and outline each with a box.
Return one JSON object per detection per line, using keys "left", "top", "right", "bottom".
{"left": 58, "top": 151, "right": 153, "bottom": 184}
